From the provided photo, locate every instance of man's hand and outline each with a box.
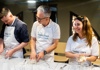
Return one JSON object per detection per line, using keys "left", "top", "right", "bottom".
{"left": 37, "top": 51, "right": 44, "bottom": 62}
{"left": 30, "top": 52, "right": 37, "bottom": 60}
{"left": 5, "top": 49, "right": 14, "bottom": 58}
{"left": 0, "top": 48, "right": 3, "bottom": 54}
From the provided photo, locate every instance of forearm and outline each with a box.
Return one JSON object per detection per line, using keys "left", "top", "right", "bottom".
{"left": 0, "top": 38, "right": 4, "bottom": 53}
{"left": 12, "top": 42, "right": 28, "bottom": 53}
{"left": 86, "top": 56, "right": 98, "bottom": 62}
{"left": 30, "top": 37, "right": 36, "bottom": 53}
{"left": 45, "top": 39, "right": 59, "bottom": 53}
{"left": 65, "top": 52, "right": 78, "bottom": 58}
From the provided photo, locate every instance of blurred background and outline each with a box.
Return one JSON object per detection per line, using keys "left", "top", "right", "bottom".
{"left": 0, "top": 0, "right": 100, "bottom": 42}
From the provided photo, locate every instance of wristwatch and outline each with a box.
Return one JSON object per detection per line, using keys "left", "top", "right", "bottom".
{"left": 43, "top": 50, "right": 47, "bottom": 55}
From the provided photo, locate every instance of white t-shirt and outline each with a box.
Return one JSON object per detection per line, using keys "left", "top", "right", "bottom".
{"left": 31, "top": 19, "right": 60, "bottom": 56}
{"left": 65, "top": 36, "right": 99, "bottom": 66}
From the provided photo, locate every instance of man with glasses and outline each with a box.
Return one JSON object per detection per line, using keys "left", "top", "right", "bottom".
{"left": 0, "top": 7, "right": 29, "bottom": 58}
{"left": 30, "top": 5, "right": 60, "bottom": 62}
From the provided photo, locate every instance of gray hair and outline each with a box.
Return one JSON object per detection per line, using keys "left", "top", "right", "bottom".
{"left": 37, "top": 5, "right": 51, "bottom": 17}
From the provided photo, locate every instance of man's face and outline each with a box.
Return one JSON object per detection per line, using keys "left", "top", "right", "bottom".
{"left": 1, "top": 12, "right": 12, "bottom": 25}
{"left": 36, "top": 11, "right": 47, "bottom": 25}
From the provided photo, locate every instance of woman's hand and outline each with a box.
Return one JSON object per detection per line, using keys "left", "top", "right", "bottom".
{"left": 76, "top": 53, "right": 87, "bottom": 63}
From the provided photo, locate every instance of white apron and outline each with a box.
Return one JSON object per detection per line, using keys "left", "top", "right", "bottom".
{"left": 3, "top": 26, "right": 23, "bottom": 58}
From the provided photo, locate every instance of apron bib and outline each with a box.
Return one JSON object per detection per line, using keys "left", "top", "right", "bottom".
{"left": 4, "top": 26, "right": 23, "bottom": 58}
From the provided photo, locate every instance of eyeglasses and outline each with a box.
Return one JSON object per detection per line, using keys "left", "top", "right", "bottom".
{"left": 36, "top": 16, "right": 47, "bottom": 21}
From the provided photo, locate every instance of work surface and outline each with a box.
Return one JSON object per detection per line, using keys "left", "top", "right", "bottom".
{"left": 0, "top": 56, "right": 100, "bottom": 70}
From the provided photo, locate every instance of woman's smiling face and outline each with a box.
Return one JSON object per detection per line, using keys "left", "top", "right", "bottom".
{"left": 73, "top": 19, "right": 83, "bottom": 34}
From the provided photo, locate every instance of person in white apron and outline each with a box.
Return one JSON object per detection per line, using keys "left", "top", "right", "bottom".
{"left": 0, "top": 7, "right": 29, "bottom": 58}
{"left": 65, "top": 16, "right": 99, "bottom": 66}
{"left": 30, "top": 5, "right": 60, "bottom": 62}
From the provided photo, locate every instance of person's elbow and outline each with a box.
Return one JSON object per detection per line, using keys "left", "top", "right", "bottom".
{"left": 23, "top": 42, "right": 29, "bottom": 47}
